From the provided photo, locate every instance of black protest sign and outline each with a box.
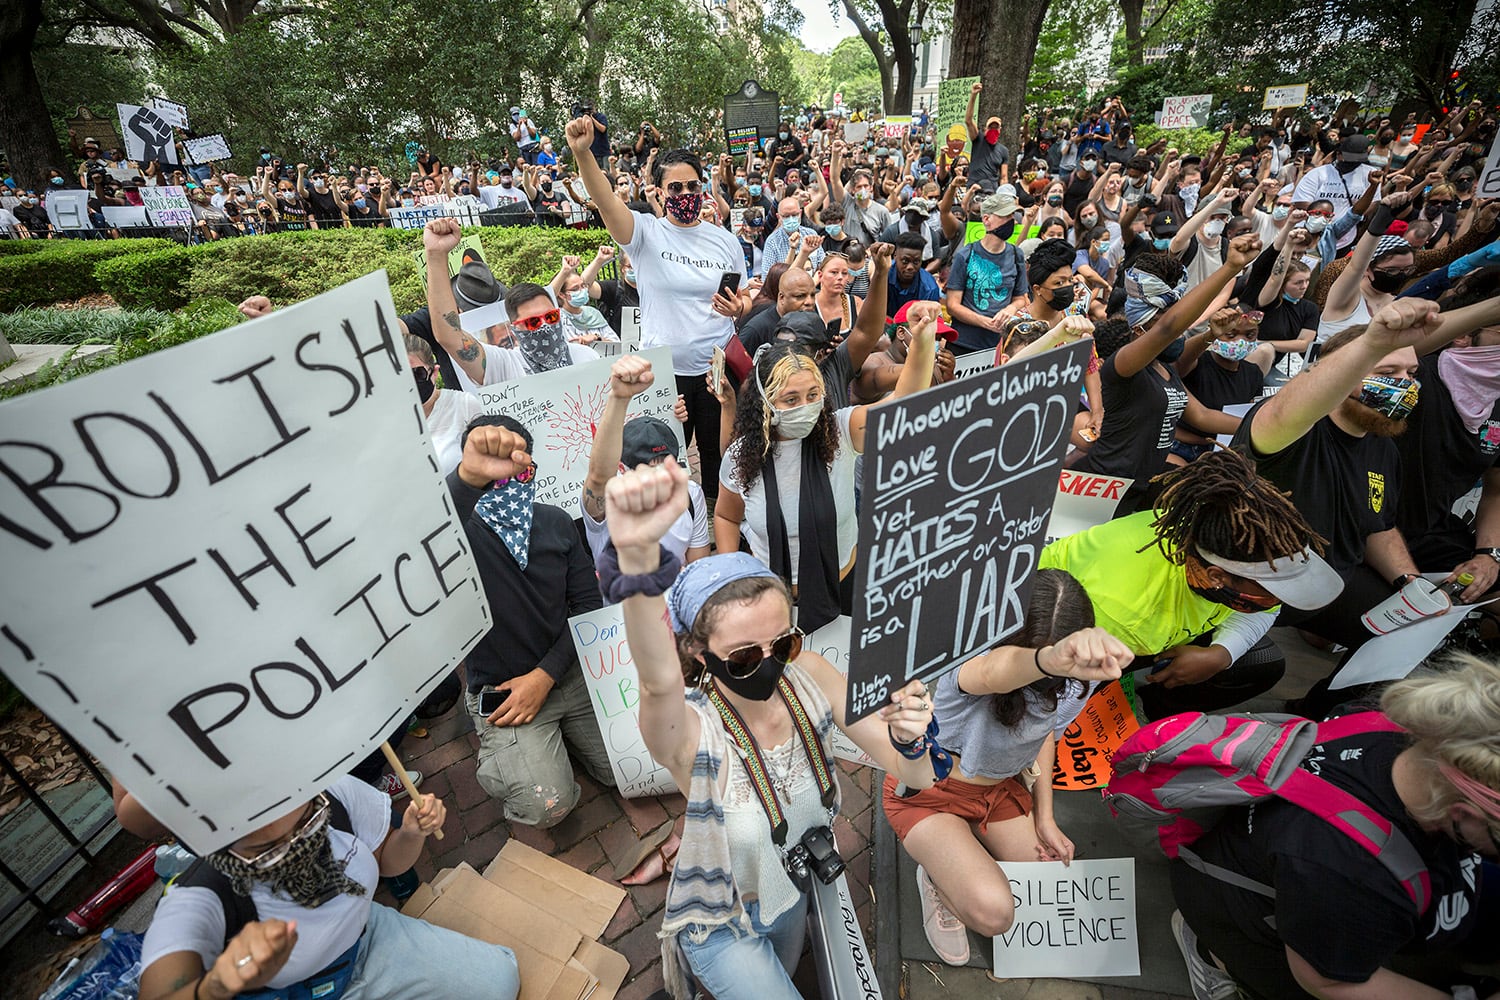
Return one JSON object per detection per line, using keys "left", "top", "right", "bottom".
{"left": 0, "top": 272, "right": 490, "bottom": 854}
{"left": 846, "top": 342, "right": 1090, "bottom": 722}
{"left": 723, "top": 80, "right": 780, "bottom": 154}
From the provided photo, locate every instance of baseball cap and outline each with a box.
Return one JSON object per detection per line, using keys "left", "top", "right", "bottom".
{"left": 980, "top": 184, "right": 1018, "bottom": 217}
{"left": 774, "top": 309, "right": 836, "bottom": 347}
{"left": 1207, "top": 200, "right": 1233, "bottom": 218}
{"left": 1149, "top": 211, "right": 1181, "bottom": 237}
{"left": 1196, "top": 547, "right": 1344, "bottom": 610}
{"left": 904, "top": 197, "right": 934, "bottom": 218}
{"left": 1339, "top": 134, "right": 1371, "bottom": 163}
{"left": 892, "top": 301, "right": 957, "bottom": 341}
{"left": 621, "top": 416, "right": 680, "bottom": 469}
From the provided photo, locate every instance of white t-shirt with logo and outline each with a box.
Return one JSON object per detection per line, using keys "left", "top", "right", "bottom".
{"left": 452, "top": 342, "right": 601, "bottom": 393}
{"left": 425, "top": 388, "right": 485, "bottom": 475}
{"left": 478, "top": 184, "right": 531, "bottom": 211}
{"left": 622, "top": 210, "right": 745, "bottom": 376}
{"left": 1292, "top": 163, "right": 1377, "bottom": 249}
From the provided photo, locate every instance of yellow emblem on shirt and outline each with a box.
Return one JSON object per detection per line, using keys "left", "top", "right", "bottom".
{"left": 1368, "top": 471, "right": 1385, "bottom": 513}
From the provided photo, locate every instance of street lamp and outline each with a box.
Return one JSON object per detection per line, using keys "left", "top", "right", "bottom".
{"left": 911, "top": 22, "right": 924, "bottom": 48}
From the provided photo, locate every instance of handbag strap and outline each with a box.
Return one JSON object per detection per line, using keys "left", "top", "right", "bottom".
{"left": 707, "top": 676, "right": 837, "bottom": 846}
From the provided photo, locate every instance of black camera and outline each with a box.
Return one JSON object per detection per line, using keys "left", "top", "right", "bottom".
{"left": 783, "top": 825, "right": 845, "bottom": 886}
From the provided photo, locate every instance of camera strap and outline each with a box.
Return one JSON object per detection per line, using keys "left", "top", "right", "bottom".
{"left": 707, "top": 676, "right": 837, "bottom": 847}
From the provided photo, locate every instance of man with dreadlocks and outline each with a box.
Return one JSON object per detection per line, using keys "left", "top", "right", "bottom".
{"left": 1038, "top": 449, "right": 1342, "bottom": 720}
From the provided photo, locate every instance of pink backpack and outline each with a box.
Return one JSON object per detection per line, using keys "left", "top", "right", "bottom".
{"left": 1102, "top": 710, "right": 1432, "bottom": 913}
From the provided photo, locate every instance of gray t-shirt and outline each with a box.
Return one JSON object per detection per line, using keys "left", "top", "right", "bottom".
{"left": 842, "top": 195, "right": 894, "bottom": 246}
{"left": 934, "top": 668, "right": 1094, "bottom": 780}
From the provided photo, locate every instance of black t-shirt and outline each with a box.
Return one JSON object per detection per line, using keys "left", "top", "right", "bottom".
{"left": 1232, "top": 401, "right": 1400, "bottom": 576}
{"left": 766, "top": 135, "right": 805, "bottom": 173}
{"left": 596, "top": 278, "right": 640, "bottom": 337}
{"left": 1062, "top": 170, "right": 1095, "bottom": 217}
{"left": 1259, "top": 295, "right": 1321, "bottom": 359}
{"left": 1077, "top": 355, "right": 1189, "bottom": 515}
{"left": 820, "top": 342, "right": 855, "bottom": 411}
{"left": 739, "top": 305, "right": 789, "bottom": 354}
{"left": 1179, "top": 356, "right": 1263, "bottom": 436}
{"left": 968, "top": 137, "right": 1011, "bottom": 190}
{"left": 305, "top": 187, "right": 340, "bottom": 220}
{"left": 1184, "top": 727, "right": 1481, "bottom": 983}
{"left": 400, "top": 307, "right": 463, "bottom": 390}
{"left": 1396, "top": 353, "right": 1500, "bottom": 567}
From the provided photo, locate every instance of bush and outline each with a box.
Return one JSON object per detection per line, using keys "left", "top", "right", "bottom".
{"left": 0, "top": 304, "right": 175, "bottom": 344}
{"left": 0, "top": 238, "right": 179, "bottom": 310}
{"left": 1132, "top": 124, "right": 1230, "bottom": 160}
{"left": 96, "top": 243, "right": 223, "bottom": 311}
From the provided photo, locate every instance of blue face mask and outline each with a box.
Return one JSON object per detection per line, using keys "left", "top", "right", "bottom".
{"left": 1153, "top": 237, "right": 1172, "bottom": 250}
{"left": 735, "top": 177, "right": 746, "bottom": 187}
{"left": 1283, "top": 293, "right": 1301, "bottom": 304}
{"left": 50, "top": 176, "right": 64, "bottom": 186}
{"left": 781, "top": 215, "right": 800, "bottom": 233}
{"left": 624, "top": 268, "right": 637, "bottom": 283}
{"left": 749, "top": 183, "right": 762, "bottom": 197}
{"left": 827, "top": 224, "right": 843, "bottom": 238}
{"left": 353, "top": 198, "right": 367, "bottom": 208}
{"left": 779, "top": 131, "right": 789, "bottom": 140}
{"left": 569, "top": 289, "right": 591, "bottom": 307}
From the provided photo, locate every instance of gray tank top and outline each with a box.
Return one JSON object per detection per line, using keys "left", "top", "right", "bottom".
{"left": 934, "top": 667, "right": 1094, "bottom": 780}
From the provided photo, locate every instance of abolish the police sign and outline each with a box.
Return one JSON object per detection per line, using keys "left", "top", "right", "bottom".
{"left": 0, "top": 272, "right": 489, "bottom": 854}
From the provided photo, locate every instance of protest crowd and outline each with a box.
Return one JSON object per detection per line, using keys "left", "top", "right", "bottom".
{"left": 8, "top": 74, "right": 1500, "bottom": 1000}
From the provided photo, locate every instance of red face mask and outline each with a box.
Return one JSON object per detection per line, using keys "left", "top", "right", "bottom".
{"left": 985, "top": 127, "right": 1001, "bottom": 145}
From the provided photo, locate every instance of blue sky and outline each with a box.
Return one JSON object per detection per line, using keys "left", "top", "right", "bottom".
{"left": 793, "top": 0, "right": 859, "bottom": 53}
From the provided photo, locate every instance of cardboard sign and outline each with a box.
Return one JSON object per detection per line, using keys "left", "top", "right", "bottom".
{"left": 573, "top": 608, "right": 875, "bottom": 798}
{"left": 1047, "top": 471, "right": 1133, "bottom": 543}
{"left": 44, "top": 190, "right": 91, "bottom": 231}
{"left": 101, "top": 205, "right": 151, "bottom": 228}
{"left": 847, "top": 342, "right": 1091, "bottom": 721}
{"left": 723, "top": 80, "right": 780, "bottom": 155}
{"left": 140, "top": 184, "right": 194, "bottom": 226}
{"left": 592, "top": 307, "right": 643, "bottom": 359}
{"left": 1262, "top": 84, "right": 1309, "bottom": 109}
{"left": 934, "top": 76, "right": 979, "bottom": 156}
{"left": 1159, "top": 94, "right": 1213, "bottom": 130}
{"left": 1478, "top": 137, "right": 1500, "bottom": 200}
{"left": 1051, "top": 681, "right": 1139, "bottom": 790}
{"left": 117, "top": 103, "right": 178, "bottom": 164}
{"left": 0, "top": 272, "right": 490, "bottom": 855}
{"left": 474, "top": 347, "right": 682, "bottom": 508}
{"left": 992, "top": 859, "right": 1141, "bottom": 978}
{"left": 883, "top": 116, "right": 912, "bottom": 140}
{"left": 148, "top": 97, "right": 189, "bottom": 129}
{"left": 184, "top": 133, "right": 232, "bottom": 163}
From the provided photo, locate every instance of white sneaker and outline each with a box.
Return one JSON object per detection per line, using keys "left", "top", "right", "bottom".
{"left": 915, "top": 864, "right": 970, "bottom": 966}
{"left": 1171, "top": 910, "right": 1239, "bottom": 1000}
{"left": 377, "top": 770, "right": 422, "bottom": 799}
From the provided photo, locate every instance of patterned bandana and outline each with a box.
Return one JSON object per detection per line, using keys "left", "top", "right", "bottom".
{"left": 207, "top": 813, "right": 366, "bottom": 908}
{"left": 520, "top": 320, "right": 572, "bottom": 374}
{"left": 666, "top": 552, "right": 779, "bottom": 633}
{"left": 1123, "top": 267, "right": 1187, "bottom": 329}
{"left": 475, "top": 478, "right": 536, "bottom": 569}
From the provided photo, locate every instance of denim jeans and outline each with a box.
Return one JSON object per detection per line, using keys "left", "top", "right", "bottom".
{"left": 679, "top": 895, "right": 808, "bottom": 1000}
{"left": 343, "top": 902, "right": 519, "bottom": 1000}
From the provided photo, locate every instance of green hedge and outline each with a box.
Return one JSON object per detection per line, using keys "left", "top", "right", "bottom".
{"left": 1131, "top": 125, "right": 1231, "bottom": 160}
{"left": 0, "top": 238, "right": 178, "bottom": 311}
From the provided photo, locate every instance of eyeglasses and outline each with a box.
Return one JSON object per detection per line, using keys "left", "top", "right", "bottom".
{"left": 665, "top": 180, "right": 702, "bottom": 196}
{"left": 512, "top": 308, "right": 562, "bottom": 331}
{"left": 494, "top": 461, "right": 537, "bottom": 487}
{"left": 228, "top": 794, "right": 329, "bottom": 869}
{"left": 705, "top": 627, "right": 804, "bottom": 678}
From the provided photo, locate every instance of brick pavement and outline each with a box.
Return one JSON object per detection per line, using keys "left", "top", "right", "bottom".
{"left": 376, "top": 703, "right": 881, "bottom": 1000}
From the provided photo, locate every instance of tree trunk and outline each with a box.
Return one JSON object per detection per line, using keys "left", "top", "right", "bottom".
{"left": 949, "top": 0, "right": 985, "bottom": 77}
{"left": 0, "top": 0, "right": 64, "bottom": 191}
{"left": 977, "top": 0, "right": 1052, "bottom": 145}
{"left": 1119, "top": 0, "right": 1145, "bottom": 67}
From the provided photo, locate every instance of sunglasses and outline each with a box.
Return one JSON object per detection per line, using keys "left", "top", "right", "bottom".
{"left": 1427, "top": 200, "right": 1454, "bottom": 209}
{"left": 665, "top": 180, "right": 703, "bottom": 195}
{"left": 512, "top": 308, "right": 562, "bottom": 331}
{"left": 1373, "top": 267, "right": 1415, "bottom": 279}
{"left": 705, "top": 627, "right": 804, "bottom": 678}
{"left": 228, "top": 794, "right": 329, "bottom": 868}
{"left": 494, "top": 461, "right": 537, "bottom": 487}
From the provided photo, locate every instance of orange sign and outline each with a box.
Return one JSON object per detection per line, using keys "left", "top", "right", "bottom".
{"left": 1051, "top": 680, "right": 1140, "bottom": 790}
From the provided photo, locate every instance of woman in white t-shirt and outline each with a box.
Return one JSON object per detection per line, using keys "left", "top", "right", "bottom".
{"left": 406, "top": 335, "right": 483, "bottom": 476}
{"left": 565, "top": 115, "right": 745, "bottom": 503}
{"left": 714, "top": 304, "right": 940, "bottom": 633}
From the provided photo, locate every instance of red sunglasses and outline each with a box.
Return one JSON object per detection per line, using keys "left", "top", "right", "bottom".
{"left": 512, "top": 308, "right": 562, "bottom": 332}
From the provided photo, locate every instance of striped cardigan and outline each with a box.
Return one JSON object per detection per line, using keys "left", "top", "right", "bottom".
{"left": 658, "top": 663, "right": 842, "bottom": 999}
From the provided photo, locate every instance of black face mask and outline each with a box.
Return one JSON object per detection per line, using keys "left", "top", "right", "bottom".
{"left": 987, "top": 219, "right": 1016, "bottom": 242}
{"left": 1334, "top": 158, "right": 1362, "bottom": 175}
{"left": 1158, "top": 336, "right": 1187, "bottom": 363}
{"left": 1047, "top": 286, "right": 1076, "bottom": 311}
{"left": 703, "top": 652, "right": 786, "bottom": 701}
{"left": 412, "top": 366, "right": 436, "bottom": 402}
{"left": 1368, "top": 269, "right": 1408, "bottom": 294}
{"left": 1186, "top": 583, "right": 1279, "bottom": 614}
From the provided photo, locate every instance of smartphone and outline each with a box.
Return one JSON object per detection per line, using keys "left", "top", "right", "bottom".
{"left": 478, "top": 688, "right": 510, "bottom": 715}
{"left": 711, "top": 345, "right": 726, "bottom": 398}
{"left": 718, "top": 271, "right": 742, "bottom": 297}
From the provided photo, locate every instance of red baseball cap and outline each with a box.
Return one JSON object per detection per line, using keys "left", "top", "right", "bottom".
{"left": 892, "top": 301, "right": 957, "bottom": 341}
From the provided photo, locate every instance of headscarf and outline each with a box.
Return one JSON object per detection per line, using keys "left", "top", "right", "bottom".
{"left": 1372, "top": 233, "right": 1411, "bottom": 262}
{"left": 1438, "top": 344, "right": 1500, "bottom": 434}
{"left": 1123, "top": 267, "right": 1186, "bottom": 328}
{"left": 666, "top": 552, "right": 778, "bottom": 634}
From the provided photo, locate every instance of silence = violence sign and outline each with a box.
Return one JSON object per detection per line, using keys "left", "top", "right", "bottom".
{"left": 0, "top": 271, "right": 490, "bottom": 855}
{"left": 846, "top": 341, "right": 1091, "bottom": 722}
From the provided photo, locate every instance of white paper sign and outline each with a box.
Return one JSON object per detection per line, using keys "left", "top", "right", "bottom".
{"left": 1159, "top": 94, "right": 1213, "bottom": 130}
{"left": 1478, "top": 138, "right": 1500, "bottom": 200}
{"left": 184, "top": 133, "right": 232, "bottom": 163}
{"left": 0, "top": 272, "right": 490, "bottom": 855}
{"left": 117, "top": 103, "right": 179, "bottom": 165}
{"left": 45, "top": 190, "right": 92, "bottom": 231}
{"left": 1047, "top": 471, "right": 1133, "bottom": 543}
{"left": 951, "top": 350, "right": 995, "bottom": 379}
{"left": 473, "top": 347, "right": 685, "bottom": 509}
{"left": 844, "top": 121, "right": 870, "bottom": 145}
{"left": 593, "top": 307, "right": 643, "bottom": 358}
{"left": 102, "top": 205, "right": 151, "bottom": 228}
{"left": 148, "top": 97, "right": 190, "bottom": 129}
{"left": 992, "top": 858, "right": 1140, "bottom": 978}
{"left": 1331, "top": 595, "right": 1500, "bottom": 690}
{"left": 573, "top": 609, "right": 876, "bottom": 798}
{"left": 141, "top": 184, "right": 194, "bottom": 226}
{"left": 1262, "top": 84, "right": 1309, "bottom": 110}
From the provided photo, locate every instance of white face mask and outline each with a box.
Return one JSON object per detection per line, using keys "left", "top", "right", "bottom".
{"left": 1304, "top": 216, "right": 1329, "bottom": 235}
{"left": 1203, "top": 220, "right": 1226, "bottom": 238}
{"left": 772, "top": 399, "right": 823, "bottom": 439}
{"left": 1271, "top": 205, "right": 1291, "bottom": 221}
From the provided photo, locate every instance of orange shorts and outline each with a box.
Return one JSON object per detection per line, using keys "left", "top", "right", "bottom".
{"left": 882, "top": 772, "right": 1033, "bottom": 841}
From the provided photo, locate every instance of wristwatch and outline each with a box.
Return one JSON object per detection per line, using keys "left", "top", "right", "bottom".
{"left": 1474, "top": 547, "right": 1500, "bottom": 564}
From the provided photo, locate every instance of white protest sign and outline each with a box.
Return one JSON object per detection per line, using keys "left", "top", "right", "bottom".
{"left": 117, "top": 103, "right": 178, "bottom": 165}
{"left": 1262, "top": 84, "right": 1309, "bottom": 110}
{"left": 951, "top": 350, "right": 995, "bottom": 379}
{"left": 45, "top": 190, "right": 92, "bottom": 231}
{"left": 992, "top": 858, "right": 1140, "bottom": 978}
{"left": 573, "top": 608, "right": 877, "bottom": 798}
{"left": 883, "top": 116, "right": 912, "bottom": 140}
{"left": 459, "top": 301, "right": 507, "bottom": 336}
{"left": 1047, "top": 471, "right": 1133, "bottom": 543}
{"left": 1478, "top": 138, "right": 1500, "bottom": 200}
{"left": 844, "top": 121, "right": 870, "bottom": 145}
{"left": 0, "top": 271, "right": 490, "bottom": 855}
{"left": 102, "top": 205, "right": 151, "bottom": 228}
{"left": 148, "top": 97, "right": 190, "bottom": 129}
{"left": 1215, "top": 401, "right": 1256, "bottom": 448}
{"left": 141, "top": 184, "right": 194, "bottom": 226}
{"left": 1159, "top": 94, "right": 1213, "bottom": 130}
{"left": 184, "top": 133, "right": 232, "bottom": 163}
{"left": 389, "top": 204, "right": 452, "bottom": 230}
{"left": 473, "top": 346, "right": 684, "bottom": 509}
{"left": 107, "top": 166, "right": 142, "bottom": 184}
{"left": 1331, "top": 594, "right": 1500, "bottom": 690}
{"left": 593, "top": 307, "right": 643, "bottom": 358}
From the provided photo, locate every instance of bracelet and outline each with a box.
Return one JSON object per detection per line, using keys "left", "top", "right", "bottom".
{"left": 1035, "top": 646, "right": 1060, "bottom": 677}
{"left": 194, "top": 976, "right": 208, "bottom": 1000}
{"left": 596, "top": 542, "right": 681, "bottom": 603}
{"left": 888, "top": 727, "right": 922, "bottom": 754}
